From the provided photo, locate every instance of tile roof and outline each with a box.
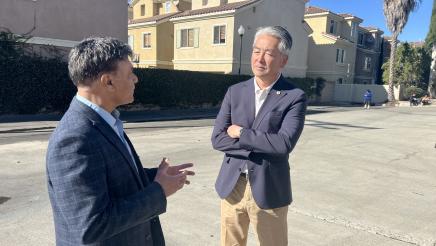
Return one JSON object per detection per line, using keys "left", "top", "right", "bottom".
{"left": 129, "top": 12, "right": 180, "bottom": 25}
{"left": 171, "top": 0, "right": 260, "bottom": 19}
{"left": 338, "top": 13, "right": 353, "bottom": 18}
{"left": 305, "top": 6, "right": 329, "bottom": 15}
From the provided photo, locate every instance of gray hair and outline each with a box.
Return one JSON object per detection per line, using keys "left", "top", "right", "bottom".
{"left": 253, "top": 26, "right": 293, "bottom": 56}
{"left": 68, "top": 37, "right": 132, "bottom": 86}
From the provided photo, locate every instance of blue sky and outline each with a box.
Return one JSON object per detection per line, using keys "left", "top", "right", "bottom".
{"left": 308, "top": 0, "right": 433, "bottom": 42}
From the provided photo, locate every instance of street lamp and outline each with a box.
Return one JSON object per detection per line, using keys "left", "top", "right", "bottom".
{"left": 237, "top": 25, "right": 245, "bottom": 75}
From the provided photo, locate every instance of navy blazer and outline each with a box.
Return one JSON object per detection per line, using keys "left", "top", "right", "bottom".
{"left": 212, "top": 76, "right": 307, "bottom": 209}
{"left": 46, "top": 98, "right": 166, "bottom": 245}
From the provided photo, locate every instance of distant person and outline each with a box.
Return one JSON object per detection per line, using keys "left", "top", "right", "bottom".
{"left": 46, "top": 37, "right": 194, "bottom": 246}
{"left": 212, "top": 26, "right": 306, "bottom": 246}
{"left": 363, "top": 89, "right": 372, "bottom": 109}
{"left": 409, "top": 93, "right": 419, "bottom": 106}
{"left": 421, "top": 94, "right": 432, "bottom": 105}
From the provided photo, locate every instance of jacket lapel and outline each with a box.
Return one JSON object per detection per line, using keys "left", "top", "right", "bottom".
{"left": 71, "top": 98, "right": 144, "bottom": 188}
{"left": 242, "top": 79, "right": 256, "bottom": 128}
{"left": 252, "top": 76, "right": 288, "bottom": 129}
{"left": 124, "top": 133, "right": 150, "bottom": 185}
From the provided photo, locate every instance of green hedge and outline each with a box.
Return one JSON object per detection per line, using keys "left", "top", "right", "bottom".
{"left": 1, "top": 31, "right": 320, "bottom": 114}
{"left": 0, "top": 64, "right": 321, "bottom": 114}
{"left": 133, "top": 68, "right": 323, "bottom": 108}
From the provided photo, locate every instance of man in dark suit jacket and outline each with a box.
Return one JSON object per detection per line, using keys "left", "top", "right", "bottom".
{"left": 46, "top": 37, "right": 194, "bottom": 246}
{"left": 211, "top": 26, "right": 307, "bottom": 246}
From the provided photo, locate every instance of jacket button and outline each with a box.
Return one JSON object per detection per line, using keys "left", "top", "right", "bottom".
{"left": 146, "top": 234, "right": 152, "bottom": 240}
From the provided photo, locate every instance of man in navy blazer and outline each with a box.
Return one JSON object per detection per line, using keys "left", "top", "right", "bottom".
{"left": 46, "top": 37, "right": 194, "bottom": 245}
{"left": 212, "top": 26, "right": 307, "bottom": 246}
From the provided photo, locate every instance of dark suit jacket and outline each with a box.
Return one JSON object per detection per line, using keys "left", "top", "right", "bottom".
{"left": 46, "top": 98, "right": 166, "bottom": 246}
{"left": 212, "top": 76, "right": 307, "bottom": 209}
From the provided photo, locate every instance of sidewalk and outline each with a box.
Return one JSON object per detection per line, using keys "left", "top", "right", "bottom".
{"left": 0, "top": 108, "right": 220, "bottom": 124}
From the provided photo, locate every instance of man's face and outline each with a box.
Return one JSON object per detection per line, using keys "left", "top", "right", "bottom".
{"left": 251, "top": 34, "right": 288, "bottom": 82}
{"left": 108, "top": 59, "right": 138, "bottom": 106}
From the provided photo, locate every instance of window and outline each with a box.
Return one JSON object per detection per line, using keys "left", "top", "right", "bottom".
{"left": 337, "top": 78, "right": 343, "bottom": 84}
{"left": 202, "top": 0, "right": 208, "bottom": 6}
{"left": 176, "top": 28, "right": 199, "bottom": 48}
{"left": 329, "top": 20, "right": 336, "bottom": 34}
{"left": 358, "top": 32, "right": 364, "bottom": 45}
{"left": 140, "top": 4, "right": 145, "bottom": 16}
{"left": 165, "top": 1, "right": 171, "bottom": 13}
{"left": 213, "top": 25, "right": 226, "bottom": 44}
{"left": 336, "top": 49, "right": 345, "bottom": 63}
{"left": 364, "top": 57, "right": 372, "bottom": 70}
{"left": 351, "top": 22, "right": 357, "bottom": 38}
{"left": 128, "top": 35, "right": 134, "bottom": 49}
{"left": 142, "top": 33, "right": 151, "bottom": 48}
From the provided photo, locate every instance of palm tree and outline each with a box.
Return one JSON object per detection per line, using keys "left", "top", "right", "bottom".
{"left": 426, "top": 0, "right": 436, "bottom": 98}
{"left": 383, "top": 0, "right": 421, "bottom": 102}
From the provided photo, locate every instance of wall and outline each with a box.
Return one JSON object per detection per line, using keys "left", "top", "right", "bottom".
{"left": 128, "top": 25, "right": 157, "bottom": 67}
{"left": 1, "top": 0, "right": 127, "bottom": 45}
{"left": 333, "top": 84, "right": 401, "bottom": 103}
{"left": 233, "top": 0, "right": 309, "bottom": 77}
{"left": 173, "top": 15, "right": 235, "bottom": 73}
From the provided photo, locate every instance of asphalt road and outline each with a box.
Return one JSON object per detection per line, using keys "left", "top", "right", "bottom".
{"left": 1, "top": 106, "right": 435, "bottom": 246}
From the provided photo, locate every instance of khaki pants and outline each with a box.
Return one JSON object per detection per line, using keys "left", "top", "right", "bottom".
{"left": 221, "top": 176, "right": 288, "bottom": 246}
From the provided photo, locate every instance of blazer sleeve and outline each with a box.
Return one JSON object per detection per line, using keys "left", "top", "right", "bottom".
{"left": 239, "top": 91, "right": 307, "bottom": 155}
{"left": 211, "top": 87, "right": 251, "bottom": 159}
{"left": 46, "top": 132, "right": 167, "bottom": 244}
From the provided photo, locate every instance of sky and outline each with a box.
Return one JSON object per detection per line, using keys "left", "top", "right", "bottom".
{"left": 308, "top": 0, "right": 433, "bottom": 42}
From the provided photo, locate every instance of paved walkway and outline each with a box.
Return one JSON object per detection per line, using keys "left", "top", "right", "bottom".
{"left": 0, "top": 105, "right": 435, "bottom": 245}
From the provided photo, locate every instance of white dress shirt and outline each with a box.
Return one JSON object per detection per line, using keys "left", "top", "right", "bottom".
{"left": 253, "top": 75, "right": 280, "bottom": 118}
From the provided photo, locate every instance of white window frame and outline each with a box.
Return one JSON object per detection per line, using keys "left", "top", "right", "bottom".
{"left": 351, "top": 22, "right": 357, "bottom": 38}
{"left": 140, "top": 4, "right": 145, "bottom": 16}
{"left": 142, "top": 32, "right": 151, "bottom": 49}
{"left": 329, "top": 20, "right": 336, "bottom": 34}
{"left": 165, "top": 1, "right": 171, "bottom": 13}
{"left": 364, "top": 56, "right": 372, "bottom": 71}
{"left": 177, "top": 27, "right": 199, "bottom": 49}
{"left": 212, "top": 24, "right": 227, "bottom": 45}
{"left": 336, "top": 48, "right": 346, "bottom": 64}
{"left": 358, "top": 32, "right": 364, "bottom": 45}
{"left": 128, "top": 35, "right": 134, "bottom": 49}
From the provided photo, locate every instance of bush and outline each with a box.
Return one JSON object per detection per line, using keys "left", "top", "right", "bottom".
{"left": 133, "top": 68, "right": 320, "bottom": 108}
{"left": 0, "top": 30, "right": 320, "bottom": 114}
{"left": 404, "top": 86, "right": 426, "bottom": 98}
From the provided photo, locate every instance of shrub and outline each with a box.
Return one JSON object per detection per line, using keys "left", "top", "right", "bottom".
{"left": 404, "top": 86, "right": 426, "bottom": 98}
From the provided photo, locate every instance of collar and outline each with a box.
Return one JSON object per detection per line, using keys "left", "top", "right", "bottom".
{"left": 254, "top": 73, "right": 281, "bottom": 94}
{"left": 75, "top": 94, "right": 118, "bottom": 128}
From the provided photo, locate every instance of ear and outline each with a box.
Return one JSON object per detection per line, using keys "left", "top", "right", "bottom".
{"left": 100, "top": 73, "right": 114, "bottom": 90}
{"left": 280, "top": 54, "right": 288, "bottom": 68}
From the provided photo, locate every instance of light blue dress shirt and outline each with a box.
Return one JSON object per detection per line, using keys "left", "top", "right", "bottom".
{"left": 75, "top": 95, "right": 138, "bottom": 174}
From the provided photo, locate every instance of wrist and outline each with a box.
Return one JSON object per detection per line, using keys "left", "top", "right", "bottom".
{"left": 239, "top": 127, "right": 244, "bottom": 137}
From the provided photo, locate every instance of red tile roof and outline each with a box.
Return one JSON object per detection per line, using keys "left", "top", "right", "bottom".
{"left": 129, "top": 12, "right": 180, "bottom": 25}
{"left": 171, "top": 0, "right": 260, "bottom": 19}
{"left": 305, "top": 6, "right": 329, "bottom": 15}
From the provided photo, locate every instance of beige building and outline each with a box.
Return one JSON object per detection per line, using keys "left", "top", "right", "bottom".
{"left": 128, "top": 0, "right": 192, "bottom": 69}
{"left": 1, "top": 0, "right": 128, "bottom": 51}
{"left": 354, "top": 26, "right": 384, "bottom": 84}
{"left": 170, "top": 0, "right": 310, "bottom": 77}
{"left": 304, "top": 6, "right": 363, "bottom": 84}
{"left": 128, "top": 0, "right": 310, "bottom": 77}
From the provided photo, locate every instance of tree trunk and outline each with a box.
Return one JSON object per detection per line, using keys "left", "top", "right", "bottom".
{"left": 387, "top": 36, "right": 398, "bottom": 102}
{"left": 428, "top": 43, "right": 436, "bottom": 98}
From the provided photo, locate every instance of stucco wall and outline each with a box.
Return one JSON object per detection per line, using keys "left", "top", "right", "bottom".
{"left": 233, "top": 0, "right": 309, "bottom": 77}
{"left": 173, "top": 15, "right": 235, "bottom": 73}
{"left": 128, "top": 25, "right": 157, "bottom": 67}
{"left": 1, "top": 0, "right": 127, "bottom": 43}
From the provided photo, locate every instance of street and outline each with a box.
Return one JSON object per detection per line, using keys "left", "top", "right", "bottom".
{"left": 0, "top": 106, "right": 435, "bottom": 246}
